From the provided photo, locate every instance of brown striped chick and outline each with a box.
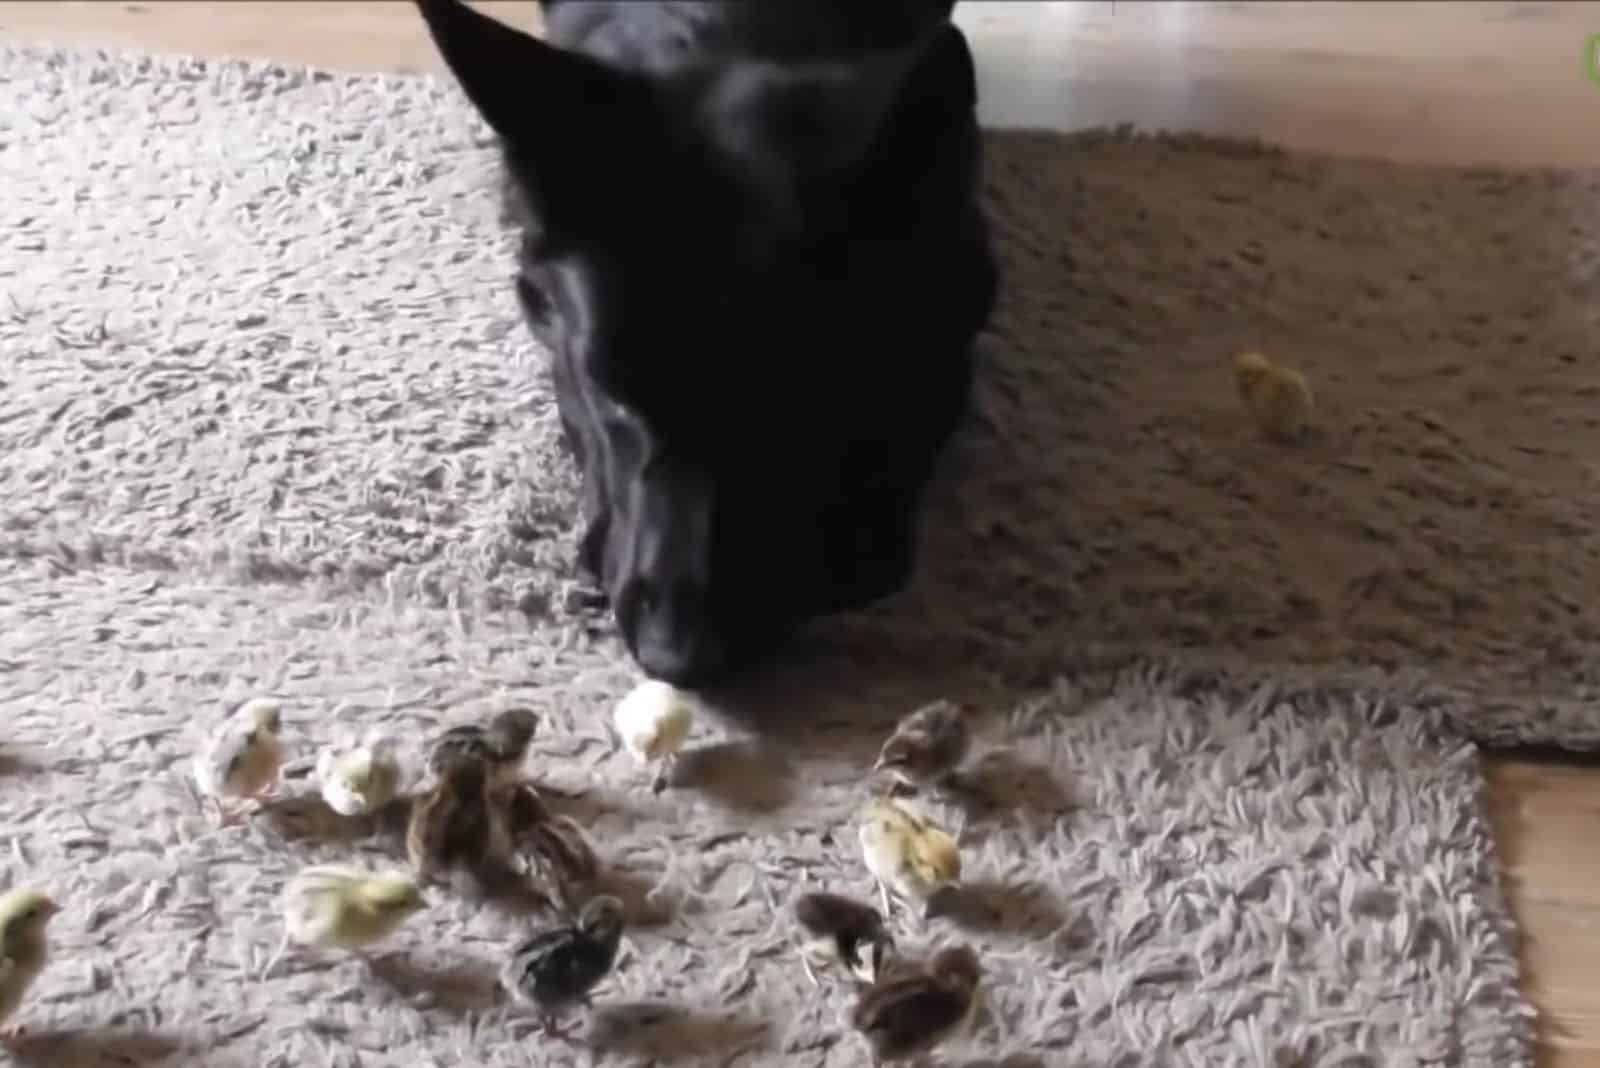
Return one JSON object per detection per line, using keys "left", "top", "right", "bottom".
{"left": 520, "top": 814, "right": 603, "bottom": 916}
{"left": 858, "top": 797, "right": 962, "bottom": 921}
{"left": 405, "top": 753, "right": 511, "bottom": 891}
{"left": 793, "top": 890, "right": 897, "bottom": 987}
{"left": 497, "top": 782, "right": 601, "bottom": 914}
{"left": 0, "top": 889, "right": 60, "bottom": 1041}
{"left": 872, "top": 700, "right": 972, "bottom": 796}
{"left": 852, "top": 944, "right": 983, "bottom": 1065}
{"left": 192, "top": 697, "right": 285, "bottom": 826}
{"left": 1234, "top": 350, "right": 1313, "bottom": 441}
{"left": 426, "top": 707, "right": 539, "bottom": 785}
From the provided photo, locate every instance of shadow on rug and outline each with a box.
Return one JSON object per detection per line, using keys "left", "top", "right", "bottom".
{"left": 0, "top": 43, "right": 1553, "bottom": 1067}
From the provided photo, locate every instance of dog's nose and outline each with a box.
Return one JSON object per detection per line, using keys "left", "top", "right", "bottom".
{"left": 630, "top": 615, "right": 729, "bottom": 688}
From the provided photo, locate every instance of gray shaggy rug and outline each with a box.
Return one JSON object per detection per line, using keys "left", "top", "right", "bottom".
{"left": 0, "top": 40, "right": 1567, "bottom": 1067}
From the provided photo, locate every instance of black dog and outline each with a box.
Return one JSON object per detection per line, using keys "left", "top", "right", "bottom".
{"left": 416, "top": 0, "right": 998, "bottom": 686}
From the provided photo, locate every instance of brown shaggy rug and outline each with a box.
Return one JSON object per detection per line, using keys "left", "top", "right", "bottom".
{"left": 0, "top": 39, "right": 1574, "bottom": 1067}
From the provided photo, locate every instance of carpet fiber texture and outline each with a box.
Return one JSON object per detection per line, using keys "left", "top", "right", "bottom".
{"left": 0, "top": 43, "right": 1563, "bottom": 1067}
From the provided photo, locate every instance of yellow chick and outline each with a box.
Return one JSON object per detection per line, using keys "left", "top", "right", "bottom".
{"left": 1234, "top": 350, "right": 1313, "bottom": 441}
{"left": 192, "top": 697, "right": 285, "bottom": 826}
{"left": 266, "top": 866, "right": 426, "bottom": 977}
{"left": 857, "top": 797, "right": 962, "bottom": 920}
{"left": 612, "top": 680, "right": 695, "bottom": 794}
{"left": 0, "top": 889, "right": 59, "bottom": 1040}
{"left": 316, "top": 735, "right": 403, "bottom": 818}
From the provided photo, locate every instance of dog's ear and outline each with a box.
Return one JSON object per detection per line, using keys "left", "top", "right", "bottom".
{"left": 414, "top": 0, "right": 650, "bottom": 246}
{"left": 836, "top": 23, "right": 979, "bottom": 201}
{"left": 701, "top": 23, "right": 978, "bottom": 226}
{"left": 860, "top": 23, "right": 979, "bottom": 154}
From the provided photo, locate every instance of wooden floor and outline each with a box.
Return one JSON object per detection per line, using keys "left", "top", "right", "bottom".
{"left": 3, "top": 2, "right": 1598, "bottom": 1062}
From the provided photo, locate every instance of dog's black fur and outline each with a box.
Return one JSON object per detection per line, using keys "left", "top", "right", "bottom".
{"left": 416, "top": 0, "right": 998, "bottom": 687}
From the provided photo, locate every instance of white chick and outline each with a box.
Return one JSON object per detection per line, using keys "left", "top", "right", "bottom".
{"left": 0, "top": 889, "right": 59, "bottom": 1041}
{"left": 1234, "top": 350, "right": 1313, "bottom": 441}
{"left": 612, "top": 680, "right": 694, "bottom": 794}
{"left": 192, "top": 697, "right": 285, "bottom": 826}
{"left": 316, "top": 734, "right": 403, "bottom": 818}
{"left": 265, "top": 865, "right": 426, "bottom": 978}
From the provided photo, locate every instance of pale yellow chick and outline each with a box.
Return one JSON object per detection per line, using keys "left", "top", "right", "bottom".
{"left": 266, "top": 865, "right": 426, "bottom": 977}
{"left": 1234, "top": 350, "right": 1313, "bottom": 441}
{"left": 612, "top": 680, "right": 695, "bottom": 794}
{"left": 0, "top": 889, "right": 59, "bottom": 1041}
{"left": 316, "top": 736, "right": 403, "bottom": 818}
{"left": 192, "top": 697, "right": 285, "bottom": 826}
{"left": 857, "top": 797, "right": 962, "bottom": 920}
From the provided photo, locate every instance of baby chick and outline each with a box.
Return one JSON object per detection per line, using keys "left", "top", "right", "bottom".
{"left": 426, "top": 706, "right": 539, "bottom": 783}
{"left": 793, "top": 890, "right": 896, "bottom": 987}
{"left": 406, "top": 753, "right": 511, "bottom": 890}
{"left": 873, "top": 700, "right": 972, "bottom": 795}
{"left": 267, "top": 865, "right": 426, "bottom": 977}
{"left": 519, "top": 813, "right": 603, "bottom": 915}
{"left": 852, "top": 944, "right": 983, "bottom": 1065}
{"left": 1234, "top": 350, "right": 1313, "bottom": 441}
{"left": 858, "top": 797, "right": 962, "bottom": 920}
{"left": 0, "top": 889, "right": 59, "bottom": 1041}
{"left": 316, "top": 734, "right": 403, "bottom": 818}
{"left": 192, "top": 697, "right": 285, "bottom": 826}
{"left": 500, "top": 895, "right": 625, "bottom": 1037}
{"left": 494, "top": 781, "right": 600, "bottom": 913}
{"left": 612, "top": 680, "right": 694, "bottom": 794}
{"left": 497, "top": 779, "right": 552, "bottom": 833}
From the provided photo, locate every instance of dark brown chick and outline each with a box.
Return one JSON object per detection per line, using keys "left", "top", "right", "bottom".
{"left": 852, "top": 944, "right": 982, "bottom": 1065}
{"left": 794, "top": 890, "right": 896, "bottom": 987}
{"left": 426, "top": 706, "right": 538, "bottom": 782}
{"left": 405, "top": 755, "right": 508, "bottom": 888}
{"left": 873, "top": 700, "right": 972, "bottom": 794}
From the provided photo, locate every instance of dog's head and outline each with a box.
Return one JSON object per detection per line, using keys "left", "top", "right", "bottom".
{"left": 418, "top": 1, "right": 997, "bottom": 686}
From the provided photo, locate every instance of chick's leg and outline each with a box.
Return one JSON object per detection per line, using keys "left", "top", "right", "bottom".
{"left": 213, "top": 798, "right": 243, "bottom": 827}
{"left": 261, "top": 931, "right": 292, "bottom": 979}
{"left": 798, "top": 948, "right": 821, "bottom": 988}
{"left": 649, "top": 756, "right": 675, "bottom": 796}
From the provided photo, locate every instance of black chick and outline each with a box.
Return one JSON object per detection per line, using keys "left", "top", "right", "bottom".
{"left": 852, "top": 944, "right": 982, "bottom": 1065}
{"left": 500, "top": 894, "right": 625, "bottom": 1037}
{"left": 426, "top": 706, "right": 538, "bottom": 781}
{"left": 794, "top": 890, "right": 897, "bottom": 987}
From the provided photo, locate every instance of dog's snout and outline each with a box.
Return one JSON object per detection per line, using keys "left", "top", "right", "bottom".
{"left": 633, "top": 620, "right": 728, "bottom": 688}
{"left": 615, "top": 576, "right": 729, "bottom": 687}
